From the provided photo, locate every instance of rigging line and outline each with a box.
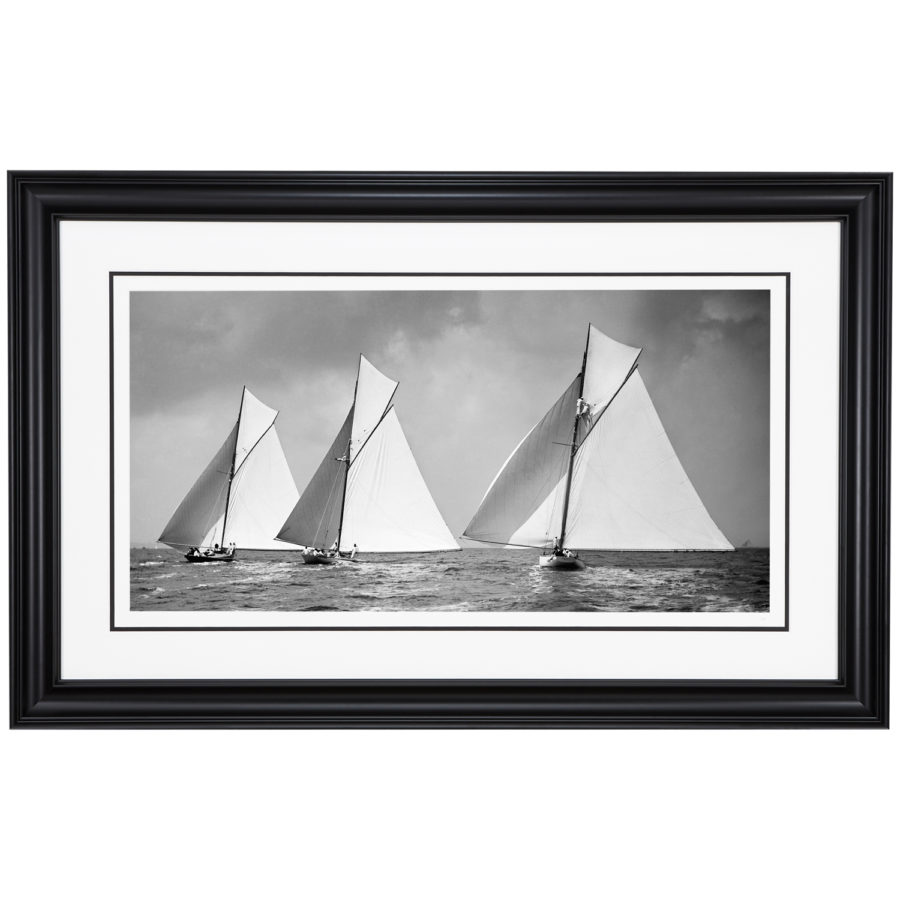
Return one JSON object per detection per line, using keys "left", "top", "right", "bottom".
{"left": 335, "top": 359, "right": 399, "bottom": 548}
{"left": 336, "top": 361, "right": 364, "bottom": 552}
{"left": 545, "top": 460, "right": 567, "bottom": 541}
{"left": 458, "top": 536, "right": 549, "bottom": 550}
{"left": 336, "top": 386, "right": 401, "bottom": 551}
{"left": 347, "top": 383, "right": 399, "bottom": 469}
{"left": 575, "top": 351, "right": 643, "bottom": 453}
{"left": 315, "top": 461, "right": 345, "bottom": 544}
{"left": 473, "top": 373, "right": 580, "bottom": 510}
{"left": 328, "top": 466, "right": 347, "bottom": 546}
{"left": 214, "top": 480, "right": 232, "bottom": 546}
{"left": 188, "top": 476, "right": 230, "bottom": 549}
{"left": 220, "top": 387, "right": 246, "bottom": 545}
{"left": 231, "top": 414, "right": 279, "bottom": 480}
{"left": 559, "top": 326, "right": 591, "bottom": 547}
{"left": 542, "top": 451, "right": 570, "bottom": 544}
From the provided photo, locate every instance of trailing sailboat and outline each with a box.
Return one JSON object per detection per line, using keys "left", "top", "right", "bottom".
{"left": 276, "top": 355, "right": 458, "bottom": 563}
{"left": 463, "top": 324, "right": 733, "bottom": 568}
{"left": 158, "top": 387, "right": 301, "bottom": 562}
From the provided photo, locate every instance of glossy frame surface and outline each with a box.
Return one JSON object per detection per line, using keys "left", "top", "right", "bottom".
{"left": 8, "top": 172, "right": 890, "bottom": 727}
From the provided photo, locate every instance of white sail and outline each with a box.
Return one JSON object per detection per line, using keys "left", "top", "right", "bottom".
{"left": 158, "top": 423, "right": 237, "bottom": 549}
{"left": 565, "top": 370, "right": 733, "bottom": 550}
{"left": 580, "top": 326, "right": 641, "bottom": 419}
{"left": 350, "top": 355, "right": 398, "bottom": 462}
{"left": 461, "top": 378, "right": 579, "bottom": 547}
{"left": 234, "top": 388, "right": 277, "bottom": 471}
{"left": 342, "top": 408, "right": 458, "bottom": 552}
{"left": 225, "top": 426, "right": 302, "bottom": 550}
{"left": 463, "top": 325, "right": 732, "bottom": 552}
{"left": 277, "top": 355, "right": 457, "bottom": 553}
{"left": 276, "top": 409, "right": 353, "bottom": 549}
{"left": 159, "top": 388, "right": 301, "bottom": 550}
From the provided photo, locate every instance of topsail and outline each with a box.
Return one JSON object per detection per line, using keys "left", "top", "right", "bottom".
{"left": 277, "top": 355, "right": 458, "bottom": 553}
{"left": 463, "top": 325, "right": 733, "bottom": 551}
{"left": 159, "top": 388, "right": 301, "bottom": 550}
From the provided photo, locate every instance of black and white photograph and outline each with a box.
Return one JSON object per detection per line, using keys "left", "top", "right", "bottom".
{"left": 130, "top": 287, "right": 772, "bottom": 616}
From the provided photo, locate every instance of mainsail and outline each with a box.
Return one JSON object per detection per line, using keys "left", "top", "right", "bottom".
{"left": 463, "top": 325, "right": 733, "bottom": 551}
{"left": 276, "top": 355, "right": 458, "bottom": 553}
{"left": 158, "top": 388, "right": 302, "bottom": 550}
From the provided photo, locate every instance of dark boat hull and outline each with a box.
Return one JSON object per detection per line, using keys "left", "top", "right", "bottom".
{"left": 184, "top": 551, "right": 236, "bottom": 563}
{"left": 302, "top": 550, "right": 357, "bottom": 565}
{"left": 302, "top": 551, "right": 334, "bottom": 565}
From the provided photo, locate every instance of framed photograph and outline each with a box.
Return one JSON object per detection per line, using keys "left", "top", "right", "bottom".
{"left": 8, "top": 171, "right": 890, "bottom": 727}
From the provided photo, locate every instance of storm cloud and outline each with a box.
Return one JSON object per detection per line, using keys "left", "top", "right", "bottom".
{"left": 131, "top": 289, "right": 771, "bottom": 547}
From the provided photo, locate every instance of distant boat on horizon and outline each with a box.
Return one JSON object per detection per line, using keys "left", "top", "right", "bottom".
{"left": 463, "top": 324, "right": 733, "bottom": 569}
{"left": 276, "top": 354, "right": 459, "bottom": 564}
{"left": 158, "top": 387, "right": 301, "bottom": 562}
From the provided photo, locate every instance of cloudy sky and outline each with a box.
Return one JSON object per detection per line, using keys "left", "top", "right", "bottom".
{"left": 130, "top": 289, "right": 770, "bottom": 546}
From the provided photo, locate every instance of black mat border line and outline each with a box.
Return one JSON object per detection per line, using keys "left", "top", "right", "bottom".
{"left": 110, "top": 271, "right": 789, "bottom": 632}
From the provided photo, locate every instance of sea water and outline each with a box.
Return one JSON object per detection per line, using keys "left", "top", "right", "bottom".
{"left": 130, "top": 547, "right": 769, "bottom": 613}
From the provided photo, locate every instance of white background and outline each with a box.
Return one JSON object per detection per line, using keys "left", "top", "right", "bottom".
{"left": 1, "top": 2, "right": 896, "bottom": 899}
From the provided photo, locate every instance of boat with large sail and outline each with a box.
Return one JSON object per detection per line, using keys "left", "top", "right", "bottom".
{"left": 277, "top": 355, "right": 458, "bottom": 563}
{"left": 159, "top": 387, "right": 301, "bottom": 562}
{"left": 463, "top": 324, "right": 733, "bottom": 568}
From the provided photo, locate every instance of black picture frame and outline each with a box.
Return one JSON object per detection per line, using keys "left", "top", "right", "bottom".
{"left": 8, "top": 171, "right": 891, "bottom": 728}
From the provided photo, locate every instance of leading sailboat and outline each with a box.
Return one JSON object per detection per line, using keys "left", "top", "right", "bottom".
{"left": 277, "top": 355, "right": 458, "bottom": 563}
{"left": 159, "top": 387, "right": 301, "bottom": 562}
{"left": 463, "top": 324, "right": 733, "bottom": 569}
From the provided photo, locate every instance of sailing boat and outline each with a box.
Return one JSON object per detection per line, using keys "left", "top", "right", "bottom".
{"left": 159, "top": 387, "right": 301, "bottom": 562}
{"left": 276, "top": 355, "right": 458, "bottom": 563}
{"left": 463, "top": 324, "right": 733, "bottom": 569}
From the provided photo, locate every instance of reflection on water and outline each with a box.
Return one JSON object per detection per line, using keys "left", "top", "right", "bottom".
{"left": 131, "top": 548, "right": 770, "bottom": 613}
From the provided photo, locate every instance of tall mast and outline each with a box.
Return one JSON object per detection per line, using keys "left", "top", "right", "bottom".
{"left": 558, "top": 326, "right": 591, "bottom": 549}
{"left": 220, "top": 386, "right": 245, "bottom": 547}
{"left": 335, "top": 358, "right": 361, "bottom": 553}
